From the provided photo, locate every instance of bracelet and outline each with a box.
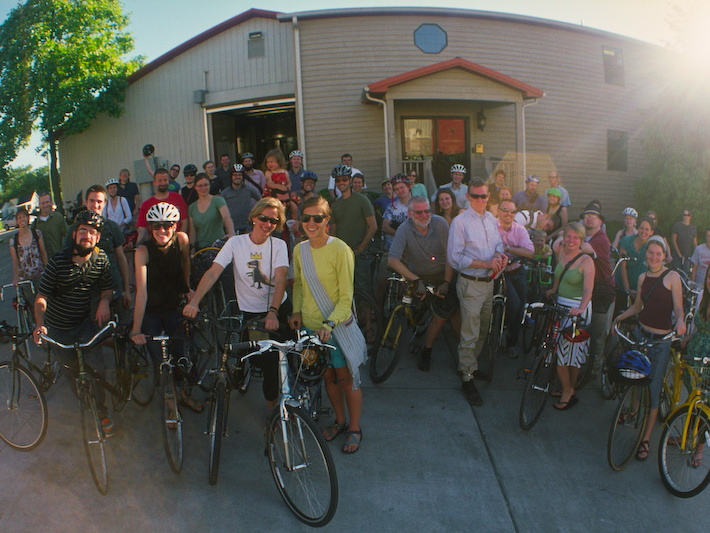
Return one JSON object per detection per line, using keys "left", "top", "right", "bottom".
{"left": 131, "top": 332, "right": 142, "bottom": 337}
{"left": 268, "top": 306, "right": 279, "bottom": 314}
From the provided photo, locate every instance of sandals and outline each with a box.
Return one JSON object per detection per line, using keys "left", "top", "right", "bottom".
{"left": 636, "top": 440, "right": 650, "bottom": 461}
{"left": 341, "top": 429, "right": 362, "bottom": 454}
{"left": 323, "top": 422, "right": 348, "bottom": 442}
{"left": 179, "top": 391, "right": 204, "bottom": 414}
{"left": 553, "top": 396, "right": 579, "bottom": 411}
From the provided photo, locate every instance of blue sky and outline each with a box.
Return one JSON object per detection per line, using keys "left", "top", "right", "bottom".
{"left": 1, "top": 0, "right": 695, "bottom": 168}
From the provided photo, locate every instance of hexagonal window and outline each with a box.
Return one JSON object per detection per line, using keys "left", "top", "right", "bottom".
{"left": 414, "top": 24, "right": 447, "bottom": 54}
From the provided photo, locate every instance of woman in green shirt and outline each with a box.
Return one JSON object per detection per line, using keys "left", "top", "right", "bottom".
{"left": 547, "top": 222, "right": 595, "bottom": 410}
{"left": 188, "top": 174, "right": 235, "bottom": 250}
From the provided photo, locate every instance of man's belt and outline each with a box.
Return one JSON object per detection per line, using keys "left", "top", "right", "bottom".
{"left": 460, "top": 273, "right": 492, "bottom": 282}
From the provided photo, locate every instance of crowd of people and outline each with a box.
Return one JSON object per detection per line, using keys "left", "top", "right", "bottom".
{"left": 9, "top": 147, "right": 709, "bottom": 463}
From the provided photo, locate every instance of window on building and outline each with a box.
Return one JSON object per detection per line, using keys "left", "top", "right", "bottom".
{"left": 602, "top": 46, "right": 624, "bottom": 86}
{"left": 414, "top": 24, "right": 447, "bottom": 54}
{"left": 607, "top": 130, "right": 628, "bottom": 171}
{"left": 248, "top": 32, "right": 265, "bottom": 59}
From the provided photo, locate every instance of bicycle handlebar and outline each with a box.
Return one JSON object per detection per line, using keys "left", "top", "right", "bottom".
{"left": 1, "top": 280, "right": 35, "bottom": 301}
{"left": 39, "top": 321, "right": 117, "bottom": 350}
{"left": 238, "top": 332, "right": 335, "bottom": 362}
{"left": 613, "top": 322, "right": 675, "bottom": 346}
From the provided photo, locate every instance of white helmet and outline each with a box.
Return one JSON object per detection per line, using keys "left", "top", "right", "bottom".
{"left": 105, "top": 178, "right": 120, "bottom": 187}
{"left": 146, "top": 202, "right": 180, "bottom": 223}
{"left": 450, "top": 164, "right": 467, "bottom": 174}
{"left": 622, "top": 207, "right": 638, "bottom": 218}
{"left": 289, "top": 150, "right": 304, "bottom": 158}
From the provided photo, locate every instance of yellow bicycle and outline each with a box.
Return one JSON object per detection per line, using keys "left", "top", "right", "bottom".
{"left": 658, "top": 355, "right": 710, "bottom": 497}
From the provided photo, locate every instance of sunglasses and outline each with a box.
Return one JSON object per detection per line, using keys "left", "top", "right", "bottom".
{"left": 150, "top": 222, "right": 175, "bottom": 231}
{"left": 411, "top": 209, "right": 431, "bottom": 215}
{"left": 335, "top": 177, "right": 350, "bottom": 183}
{"left": 300, "top": 214, "right": 327, "bottom": 223}
{"left": 256, "top": 214, "right": 279, "bottom": 225}
{"left": 498, "top": 207, "right": 516, "bottom": 213}
{"left": 683, "top": 212, "right": 691, "bottom": 216}
{"left": 468, "top": 193, "right": 489, "bottom": 200}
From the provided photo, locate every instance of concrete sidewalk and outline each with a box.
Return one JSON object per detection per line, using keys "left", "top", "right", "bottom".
{"left": 0, "top": 327, "right": 709, "bottom": 532}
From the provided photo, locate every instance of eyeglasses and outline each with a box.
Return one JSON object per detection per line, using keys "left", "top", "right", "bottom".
{"left": 335, "top": 177, "right": 350, "bottom": 183}
{"left": 411, "top": 209, "right": 431, "bottom": 215}
{"left": 683, "top": 212, "right": 691, "bottom": 216}
{"left": 256, "top": 214, "right": 279, "bottom": 225}
{"left": 300, "top": 214, "right": 327, "bottom": 223}
{"left": 150, "top": 222, "right": 174, "bottom": 231}
{"left": 468, "top": 193, "right": 489, "bottom": 200}
{"left": 77, "top": 227, "right": 99, "bottom": 236}
{"left": 498, "top": 207, "right": 516, "bottom": 213}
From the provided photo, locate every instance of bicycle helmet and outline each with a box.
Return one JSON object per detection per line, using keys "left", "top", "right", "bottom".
{"left": 242, "top": 152, "right": 255, "bottom": 160}
{"left": 622, "top": 207, "right": 638, "bottom": 218}
{"left": 183, "top": 164, "right": 197, "bottom": 175}
{"left": 289, "top": 150, "right": 304, "bottom": 159}
{"left": 142, "top": 144, "right": 155, "bottom": 157}
{"left": 450, "top": 164, "right": 467, "bottom": 174}
{"left": 74, "top": 210, "right": 105, "bottom": 232}
{"left": 301, "top": 170, "right": 318, "bottom": 182}
{"left": 289, "top": 342, "right": 331, "bottom": 383}
{"left": 331, "top": 164, "right": 352, "bottom": 178}
{"left": 146, "top": 202, "right": 180, "bottom": 223}
{"left": 231, "top": 163, "right": 244, "bottom": 173}
{"left": 525, "top": 175, "right": 540, "bottom": 183}
{"left": 390, "top": 173, "right": 409, "bottom": 185}
{"left": 105, "top": 178, "right": 120, "bottom": 187}
{"left": 615, "top": 350, "right": 651, "bottom": 380}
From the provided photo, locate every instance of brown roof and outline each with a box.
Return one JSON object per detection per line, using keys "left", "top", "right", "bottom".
{"left": 127, "top": 9, "right": 280, "bottom": 84}
{"left": 367, "top": 57, "right": 545, "bottom": 99}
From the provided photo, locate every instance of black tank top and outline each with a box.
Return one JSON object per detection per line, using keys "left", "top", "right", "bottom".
{"left": 639, "top": 272, "right": 673, "bottom": 330}
{"left": 146, "top": 238, "right": 188, "bottom": 314}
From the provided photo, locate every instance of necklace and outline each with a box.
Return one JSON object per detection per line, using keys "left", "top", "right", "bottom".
{"left": 648, "top": 266, "right": 663, "bottom": 274}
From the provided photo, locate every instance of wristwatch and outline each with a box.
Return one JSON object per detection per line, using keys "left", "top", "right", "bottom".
{"left": 323, "top": 320, "right": 336, "bottom": 329}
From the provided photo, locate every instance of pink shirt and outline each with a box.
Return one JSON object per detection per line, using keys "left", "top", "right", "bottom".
{"left": 498, "top": 221, "right": 534, "bottom": 271}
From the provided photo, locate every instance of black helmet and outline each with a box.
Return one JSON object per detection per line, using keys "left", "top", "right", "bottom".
{"left": 331, "top": 164, "right": 352, "bottom": 178}
{"left": 183, "top": 164, "right": 197, "bottom": 175}
{"left": 142, "top": 144, "right": 155, "bottom": 157}
{"left": 74, "top": 210, "right": 105, "bottom": 232}
{"left": 242, "top": 152, "right": 255, "bottom": 160}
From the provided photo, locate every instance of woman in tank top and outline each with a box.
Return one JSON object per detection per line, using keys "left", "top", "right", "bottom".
{"left": 547, "top": 222, "right": 595, "bottom": 410}
{"left": 613, "top": 236, "right": 686, "bottom": 461}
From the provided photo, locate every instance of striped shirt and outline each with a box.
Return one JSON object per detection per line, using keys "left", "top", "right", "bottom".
{"left": 37, "top": 247, "right": 113, "bottom": 331}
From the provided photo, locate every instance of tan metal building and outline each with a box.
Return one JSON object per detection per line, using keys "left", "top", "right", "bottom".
{"left": 59, "top": 7, "right": 672, "bottom": 216}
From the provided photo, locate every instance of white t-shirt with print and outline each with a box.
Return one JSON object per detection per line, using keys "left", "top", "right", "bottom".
{"left": 213, "top": 234, "right": 288, "bottom": 313}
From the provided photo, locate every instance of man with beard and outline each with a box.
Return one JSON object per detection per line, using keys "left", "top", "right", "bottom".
{"left": 513, "top": 175, "right": 547, "bottom": 212}
{"left": 136, "top": 168, "right": 188, "bottom": 245}
{"left": 287, "top": 150, "right": 306, "bottom": 193}
{"left": 181, "top": 164, "right": 199, "bottom": 206}
{"left": 241, "top": 152, "right": 266, "bottom": 196}
{"left": 221, "top": 164, "right": 261, "bottom": 233}
{"left": 33, "top": 210, "right": 116, "bottom": 434}
{"left": 388, "top": 196, "right": 458, "bottom": 371}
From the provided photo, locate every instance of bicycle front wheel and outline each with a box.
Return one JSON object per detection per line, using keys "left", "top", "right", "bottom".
{"left": 79, "top": 382, "right": 108, "bottom": 495}
{"left": 519, "top": 348, "right": 556, "bottom": 430}
{"left": 354, "top": 290, "right": 383, "bottom": 357}
{"left": 127, "top": 343, "right": 156, "bottom": 407}
{"left": 208, "top": 381, "right": 227, "bottom": 486}
{"left": 658, "top": 407, "right": 710, "bottom": 497}
{"left": 0, "top": 361, "right": 48, "bottom": 450}
{"left": 607, "top": 384, "right": 649, "bottom": 471}
{"left": 522, "top": 306, "right": 545, "bottom": 354}
{"left": 369, "top": 311, "right": 406, "bottom": 384}
{"left": 600, "top": 335, "right": 622, "bottom": 400}
{"left": 267, "top": 406, "right": 338, "bottom": 527}
{"left": 161, "top": 368, "right": 183, "bottom": 474}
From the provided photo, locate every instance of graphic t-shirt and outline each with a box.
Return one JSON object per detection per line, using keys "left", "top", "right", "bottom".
{"left": 212, "top": 234, "right": 288, "bottom": 313}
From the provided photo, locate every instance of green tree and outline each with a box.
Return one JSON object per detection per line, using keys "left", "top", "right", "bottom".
{"left": 0, "top": 165, "right": 49, "bottom": 204}
{"left": 0, "top": 0, "right": 142, "bottom": 211}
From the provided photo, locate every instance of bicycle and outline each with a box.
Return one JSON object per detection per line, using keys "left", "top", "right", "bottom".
{"left": 353, "top": 288, "right": 383, "bottom": 357}
{"left": 0, "top": 325, "right": 48, "bottom": 450}
{"left": 658, "top": 354, "right": 710, "bottom": 497}
{"left": 521, "top": 257, "right": 553, "bottom": 303}
{"left": 2, "top": 281, "right": 37, "bottom": 363}
{"left": 519, "top": 302, "right": 582, "bottom": 430}
{"left": 478, "top": 274, "right": 506, "bottom": 383}
{"left": 606, "top": 323, "right": 675, "bottom": 471}
{"left": 39, "top": 320, "right": 155, "bottom": 494}
{"left": 235, "top": 333, "right": 338, "bottom": 526}
{"left": 370, "top": 277, "right": 434, "bottom": 384}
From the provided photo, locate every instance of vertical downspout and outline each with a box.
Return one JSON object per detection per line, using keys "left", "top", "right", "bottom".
{"left": 363, "top": 88, "right": 390, "bottom": 177}
{"left": 202, "top": 70, "right": 210, "bottom": 159}
{"left": 292, "top": 16, "right": 307, "bottom": 164}
{"left": 521, "top": 98, "right": 539, "bottom": 178}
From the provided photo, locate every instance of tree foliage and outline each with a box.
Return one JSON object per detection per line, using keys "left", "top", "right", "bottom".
{"left": 0, "top": 165, "right": 49, "bottom": 204}
{"left": 0, "top": 0, "right": 142, "bottom": 209}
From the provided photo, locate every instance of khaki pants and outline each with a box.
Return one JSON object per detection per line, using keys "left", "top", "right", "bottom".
{"left": 456, "top": 276, "right": 494, "bottom": 379}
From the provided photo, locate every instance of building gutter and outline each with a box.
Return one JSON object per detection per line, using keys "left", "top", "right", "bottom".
{"left": 292, "top": 16, "right": 307, "bottom": 165}
{"left": 521, "top": 97, "right": 540, "bottom": 178}
{"left": 363, "top": 88, "right": 390, "bottom": 177}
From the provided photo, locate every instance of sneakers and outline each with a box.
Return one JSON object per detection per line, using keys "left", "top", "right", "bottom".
{"left": 417, "top": 347, "right": 432, "bottom": 371}
{"left": 101, "top": 416, "right": 115, "bottom": 438}
{"left": 462, "top": 380, "right": 483, "bottom": 406}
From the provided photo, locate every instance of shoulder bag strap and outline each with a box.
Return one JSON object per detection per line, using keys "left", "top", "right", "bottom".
{"left": 556, "top": 252, "right": 585, "bottom": 289}
{"left": 642, "top": 268, "right": 671, "bottom": 305}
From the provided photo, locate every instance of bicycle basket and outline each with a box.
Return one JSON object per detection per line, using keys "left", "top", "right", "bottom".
{"left": 689, "top": 359, "right": 710, "bottom": 401}
{"left": 612, "top": 349, "right": 651, "bottom": 385}
{"left": 218, "top": 300, "right": 244, "bottom": 332}
{"left": 289, "top": 341, "right": 331, "bottom": 383}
